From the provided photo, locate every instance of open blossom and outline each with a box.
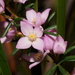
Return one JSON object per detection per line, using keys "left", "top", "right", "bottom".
{"left": 0, "top": 0, "right": 5, "bottom": 13}
{"left": 43, "top": 29, "right": 56, "bottom": 51}
{"left": 26, "top": 8, "right": 51, "bottom": 27}
{"left": 13, "top": 0, "right": 27, "bottom": 4}
{"left": 16, "top": 20, "right": 44, "bottom": 52}
{"left": 0, "top": 22, "right": 16, "bottom": 43}
{"left": 53, "top": 35, "right": 67, "bottom": 54}
{"left": 23, "top": 50, "right": 50, "bottom": 69}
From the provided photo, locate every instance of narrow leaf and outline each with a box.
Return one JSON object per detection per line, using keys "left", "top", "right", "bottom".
{"left": 57, "top": 0, "right": 66, "bottom": 38}
{"left": 14, "top": 17, "right": 23, "bottom": 21}
{"left": 24, "top": 3, "right": 34, "bottom": 9}
{"left": 11, "top": 48, "right": 19, "bottom": 56}
{"left": 45, "top": 65, "right": 57, "bottom": 75}
{"left": 2, "top": 21, "right": 14, "bottom": 37}
{"left": 48, "top": 12, "right": 56, "bottom": 22}
{"left": 0, "top": 42, "right": 12, "bottom": 75}
{"left": 44, "top": 25, "right": 57, "bottom": 31}
{"left": 64, "top": 46, "right": 75, "bottom": 55}
{"left": 59, "top": 55, "right": 75, "bottom": 64}
{"left": 58, "top": 65, "right": 67, "bottom": 75}
{"left": 44, "top": 31, "right": 58, "bottom": 36}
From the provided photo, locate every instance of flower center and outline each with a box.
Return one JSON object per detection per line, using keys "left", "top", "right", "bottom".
{"left": 28, "top": 34, "right": 36, "bottom": 42}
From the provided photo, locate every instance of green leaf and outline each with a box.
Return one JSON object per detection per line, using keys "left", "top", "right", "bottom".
{"left": 24, "top": 3, "right": 34, "bottom": 9}
{"left": 45, "top": 65, "right": 57, "bottom": 75}
{"left": 64, "top": 46, "right": 75, "bottom": 55}
{"left": 11, "top": 48, "right": 19, "bottom": 56}
{"left": 14, "top": 17, "right": 23, "bottom": 21}
{"left": 0, "top": 42, "right": 12, "bottom": 75}
{"left": 32, "top": 0, "right": 38, "bottom": 12}
{"left": 59, "top": 55, "right": 75, "bottom": 64}
{"left": 44, "top": 31, "right": 58, "bottom": 36}
{"left": 58, "top": 65, "right": 67, "bottom": 75}
{"left": 2, "top": 21, "right": 14, "bottom": 37}
{"left": 57, "top": 0, "right": 66, "bottom": 38}
{"left": 48, "top": 12, "right": 56, "bottom": 22}
{"left": 44, "top": 25, "right": 57, "bottom": 31}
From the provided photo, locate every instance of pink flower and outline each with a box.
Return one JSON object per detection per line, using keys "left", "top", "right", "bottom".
{"left": 53, "top": 35, "right": 67, "bottom": 54}
{"left": 26, "top": 8, "right": 51, "bottom": 27}
{"left": 23, "top": 50, "right": 50, "bottom": 69}
{"left": 13, "top": 0, "right": 27, "bottom": 4}
{"left": 43, "top": 29, "right": 56, "bottom": 51}
{"left": 0, "top": 22, "right": 16, "bottom": 43}
{"left": 16, "top": 20, "right": 44, "bottom": 52}
{"left": 0, "top": 0, "right": 5, "bottom": 13}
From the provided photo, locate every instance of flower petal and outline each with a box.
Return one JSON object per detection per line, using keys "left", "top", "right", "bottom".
{"left": 41, "top": 8, "right": 51, "bottom": 24}
{"left": 29, "top": 62, "right": 40, "bottom": 69}
{"left": 53, "top": 44, "right": 65, "bottom": 54}
{"left": 0, "top": 37, "right": 7, "bottom": 43}
{"left": 20, "top": 20, "right": 33, "bottom": 36}
{"left": 26, "top": 9, "right": 36, "bottom": 23}
{"left": 43, "top": 35, "right": 54, "bottom": 51}
{"left": 0, "top": 21, "right": 8, "bottom": 29}
{"left": 0, "top": 36, "right": 12, "bottom": 43}
{"left": 36, "top": 13, "right": 42, "bottom": 26}
{"left": 14, "top": 0, "right": 27, "bottom": 4}
{"left": 32, "top": 38, "right": 44, "bottom": 52}
{"left": 0, "top": 0, "right": 5, "bottom": 13}
{"left": 7, "top": 25, "right": 16, "bottom": 38}
{"left": 16, "top": 37, "right": 32, "bottom": 49}
{"left": 23, "top": 53, "right": 36, "bottom": 62}
{"left": 34, "top": 26, "right": 43, "bottom": 37}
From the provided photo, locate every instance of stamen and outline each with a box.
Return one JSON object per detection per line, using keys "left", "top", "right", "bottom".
{"left": 28, "top": 34, "right": 36, "bottom": 42}
{"left": 32, "top": 18, "right": 36, "bottom": 25}
{"left": 34, "top": 53, "right": 43, "bottom": 61}
{"left": 8, "top": 28, "right": 14, "bottom": 31}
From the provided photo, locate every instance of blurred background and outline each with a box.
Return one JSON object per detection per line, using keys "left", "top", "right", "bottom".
{"left": 0, "top": 0, "right": 75, "bottom": 75}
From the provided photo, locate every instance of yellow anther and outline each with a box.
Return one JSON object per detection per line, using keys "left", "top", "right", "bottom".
{"left": 28, "top": 34, "right": 36, "bottom": 42}
{"left": 8, "top": 28, "right": 14, "bottom": 31}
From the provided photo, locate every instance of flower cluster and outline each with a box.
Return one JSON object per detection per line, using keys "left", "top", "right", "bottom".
{"left": 0, "top": 0, "right": 67, "bottom": 69}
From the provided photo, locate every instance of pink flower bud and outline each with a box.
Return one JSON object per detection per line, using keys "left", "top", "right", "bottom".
{"left": 53, "top": 35, "right": 67, "bottom": 54}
